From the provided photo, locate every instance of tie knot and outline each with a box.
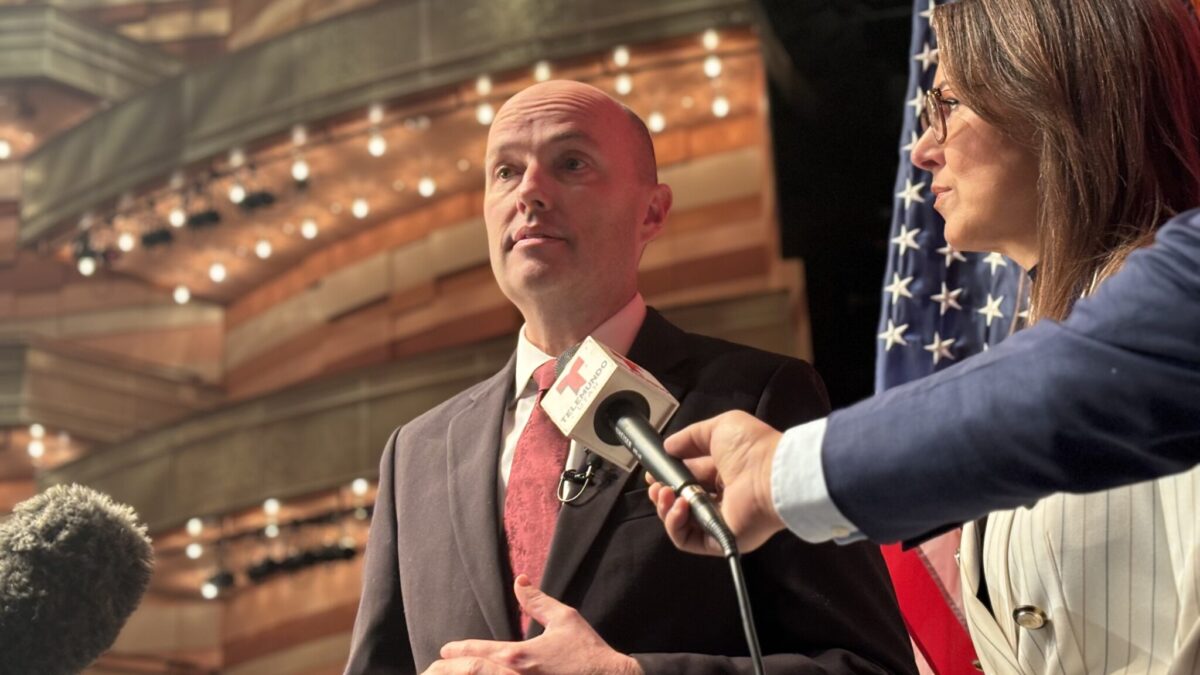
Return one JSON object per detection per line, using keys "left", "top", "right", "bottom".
{"left": 532, "top": 360, "right": 558, "bottom": 393}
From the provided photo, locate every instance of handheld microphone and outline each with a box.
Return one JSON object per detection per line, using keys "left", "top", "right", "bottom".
{"left": 0, "top": 484, "right": 154, "bottom": 675}
{"left": 544, "top": 338, "right": 764, "bottom": 674}
{"left": 543, "top": 338, "right": 736, "bottom": 557}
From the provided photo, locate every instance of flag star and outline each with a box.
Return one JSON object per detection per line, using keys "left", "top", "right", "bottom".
{"left": 884, "top": 273, "right": 916, "bottom": 304}
{"left": 896, "top": 178, "right": 927, "bottom": 210}
{"left": 923, "top": 331, "right": 956, "bottom": 365}
{"left": 891, "top": 224, "right": 922, "bottom": 255}
{"left": 937, "top": 243, "right": 968, "bottom": 268}
{"left": 907, "top": 89, "right": 924, "bottom": 114}
{"left": 913, "top": 42, "right": 939, "bottom": 72}
{"left": 930, "top": 282, "right": 964, "bottom": 315}
{"left": 983, "top": 251, "right": 1009, "bottom": 275}
{"left": 877, "top": 319, "right": 910, "bottom": 351}
{"left": 919, "top": 0, "right": 937, "bottom": 19}
{"left": 977, "top": 293, "right": 1005, "bottom": 327}
{"left": 901, "top": 131, "right": 920, "bottom": 154}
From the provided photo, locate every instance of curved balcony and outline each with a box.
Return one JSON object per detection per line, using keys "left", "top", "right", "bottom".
{"left": 19, "top": 0, "right": 751, "bottom": 245}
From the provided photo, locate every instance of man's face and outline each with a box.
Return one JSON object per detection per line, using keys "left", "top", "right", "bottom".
{"left": 483, "top": 82, "right": 667, "bottom": 313}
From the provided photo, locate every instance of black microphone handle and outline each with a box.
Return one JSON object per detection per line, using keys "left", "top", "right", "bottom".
{"left": 609, "top": 406, "right": 737, "bottom": 557}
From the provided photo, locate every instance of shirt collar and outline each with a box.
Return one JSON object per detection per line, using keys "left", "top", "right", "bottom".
{"left": 513, "top": 293, "right": 647, "bottom": 399}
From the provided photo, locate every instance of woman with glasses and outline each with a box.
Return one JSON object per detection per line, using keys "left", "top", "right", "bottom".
{"left": 911, "top": 0, "right": 1200, "bottom": 673}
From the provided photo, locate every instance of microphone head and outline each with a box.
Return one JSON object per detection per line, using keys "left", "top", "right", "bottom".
{"left": 553, "top": 342, "right": 582, "bottom": 379}
{"left": 0, "top": 484, "right": 154, "bottom": 675}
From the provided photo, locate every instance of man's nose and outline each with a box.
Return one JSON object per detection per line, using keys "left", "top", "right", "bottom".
{"left": 517, "top": 162, "right": 551, "bottom": 215}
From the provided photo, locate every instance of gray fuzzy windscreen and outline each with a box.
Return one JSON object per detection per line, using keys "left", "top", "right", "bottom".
{"left": 0, "top": 484, "right": 154, "bottom": 675}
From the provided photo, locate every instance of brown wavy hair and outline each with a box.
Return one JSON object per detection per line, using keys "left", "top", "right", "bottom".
{"left": 933, "top": 0, "right": 1200, "bottom": 321}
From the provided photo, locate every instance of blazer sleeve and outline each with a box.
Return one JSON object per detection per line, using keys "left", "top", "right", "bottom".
{"left": 344, "top": 428, "right": 417, "bottom": 675}
{"left": 634, "top": 360, "right": 918, "bottom": 675}
{"left": 821, "top": 207, "right": 1200, "bottom": 544}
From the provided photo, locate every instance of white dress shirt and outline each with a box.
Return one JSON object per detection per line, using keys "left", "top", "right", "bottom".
{"left": 772, "top": 418, "right": 864, "bottom": 543}
{"left": 497, "top": 293, "right": 646, "bottom": 502}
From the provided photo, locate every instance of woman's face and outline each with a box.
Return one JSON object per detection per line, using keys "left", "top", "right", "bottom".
{"left": 912, "top": 70, "right": 1041, "bottom": 269}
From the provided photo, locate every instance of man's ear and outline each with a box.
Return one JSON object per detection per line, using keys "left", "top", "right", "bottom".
{"left": 640, "top": 183, "right": 673, "bottom": 244}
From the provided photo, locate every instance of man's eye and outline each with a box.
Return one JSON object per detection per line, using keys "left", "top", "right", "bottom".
{"left": 942, "top": 98, "right": 961, "bottom": 111}
{"left": 495, "top": 166, "right": 514, "bottom": 180}
{"left": 563, "top": 157, "right": 585, "bottom": 171}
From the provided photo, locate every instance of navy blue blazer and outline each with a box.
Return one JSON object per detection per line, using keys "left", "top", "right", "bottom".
{"left": 822, "top": 207, "right": 1200, "bottom": 544}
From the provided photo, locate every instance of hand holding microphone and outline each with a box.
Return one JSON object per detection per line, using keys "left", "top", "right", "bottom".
{"left": 651, "top": 411, "right": 789, "bottom": 557}
{"left": 542, "top": 339, "right": 767, "bottom": 674}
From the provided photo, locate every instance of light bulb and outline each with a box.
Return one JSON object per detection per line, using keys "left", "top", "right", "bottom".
{"left": 368, "top": 103, "right": 384, "bottom": 125}
{"left": 648, "top": 112, "right": 665, "bottom": 133}
{"left": 352, "top": 198, "right": 370, "bottom": 219}
{"left": 475, "top": 74, "right": 492, "bottom": 96}
{"left": 263, "top": 498, "right": 280, "bottom": 515}
{"left": 201, "top": 582, "right": 218, "bottom": 599}
{"left": 0, "top": 139, "right": 12, "bottom": 160}
{"left": 712, "top": 95, "right": 731, "bottom": 118}
{"left": 265, "top": 523, "right": 280, "bottom": 538}
{"left": 613, "top": 45, "right": 630, "bottom": 68}
{"left": 228, "top": 183, "right": 246, "bottom": 204}
{"left": 30, "top": 424, "right": 45, "bottom": 439}
{"left": 117, "top": 232, "right": 136, "bottom": 252}
{"left": 27, "top": 439, "right": 45, "bottom": 459}
{"left": 77, "top": 257, "right": 96, "bottom": 276}
{"left": 209, "top": 262, "right": 226, "bottom": 283}
{"left": 704, "top": 55, "right": 722, "bottom": 79}
{"left": 300, "top": 218, "right": 319, "bottom": 239}
{"left": 291, "top": 124, "right": 307, "bottom": 146}
{"left": 417, "top": 176, "right": 436, "bottom": 198}
{"left": 186, "top": 517, "right": 203, "bottom": 537}
{"left": 291, "top": 157, "right": 310, "bottom": 182}
{"left": 368, "top": 131, "right": 387, "bottom": 157}
{"left": 533, "top": 60, "right": 552, "bottom": 82}
{"left": 169, "top": 207, "right": 187, "bottom": 227}
{"left": 702, "top": 29, "right": 719, "bottom": 51}
{"left": 173, "top": 285, "right": 191, "bottom": 304}
{"left": 186, "top": 542, "right": 203, "bottom": 560}
{"left": 476, "top": 102, "right": 495, "bottom": 125}
{"left": 351, "top": 478, "right": 369, "bottom": 496}
{"left": 254, "top": 239, "right": 272, "bottom": 259}
{"left": 614, "top": 73, "right": 632, "bottom": 96}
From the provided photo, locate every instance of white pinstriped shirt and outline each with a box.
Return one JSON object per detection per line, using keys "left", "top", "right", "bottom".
{"left": 961, "top": 466, "right": 1200, "bottom": 674}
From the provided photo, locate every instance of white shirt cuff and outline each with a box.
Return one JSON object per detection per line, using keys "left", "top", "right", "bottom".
{"left": 771, "top": 418, "right": 863, "bottom": 544}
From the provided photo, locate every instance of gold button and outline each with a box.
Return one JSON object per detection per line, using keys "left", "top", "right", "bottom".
{"left": 1013, "top": 605, "right": 1048, "bottom": 630}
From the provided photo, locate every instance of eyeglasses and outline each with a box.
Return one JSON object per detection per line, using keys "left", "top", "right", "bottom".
{"left": 918, "top": 87, "right": 954, "bottom": 144}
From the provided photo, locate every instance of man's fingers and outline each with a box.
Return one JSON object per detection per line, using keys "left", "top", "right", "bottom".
{"left": 513, "top": 574, "right": 569, "bottom": 627}
{"left": 432, "top": 648, "right": 520, "bottom": 667}
{"left": 663, "top": 418, "right": 717, "bottom": 459}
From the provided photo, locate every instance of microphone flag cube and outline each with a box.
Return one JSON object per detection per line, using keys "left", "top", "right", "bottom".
{"left": 540, "top": 336, "right": 679, "bottom": 472}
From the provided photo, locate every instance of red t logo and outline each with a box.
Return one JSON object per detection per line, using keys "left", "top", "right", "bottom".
{"left": 555, "top": 357, "right": 587, "bottom": 394}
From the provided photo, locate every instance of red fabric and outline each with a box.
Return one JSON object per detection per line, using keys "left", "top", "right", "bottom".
{"left": 882, "top": 542, "right": 980, "bottom": 675}
{"left": 503, "top": 361, "right": 569, "bottom": 633}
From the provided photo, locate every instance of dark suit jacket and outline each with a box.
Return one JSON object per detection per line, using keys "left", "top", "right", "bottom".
{"left": 823, "top": 207, "right": 1200, "bottom": 544}
{"left": 346, "top": 309, "right": 917, "bottom": 674}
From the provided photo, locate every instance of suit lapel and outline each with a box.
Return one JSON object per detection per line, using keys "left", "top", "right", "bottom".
{"left": 533, "top": 309, "right": 690, "bottom": 636}
{"left": 445, "top": 354, "right": 521, "bottom": 641}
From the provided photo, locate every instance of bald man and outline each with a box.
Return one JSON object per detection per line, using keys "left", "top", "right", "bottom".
{"left": 344, "top": 81, "right": 917, "bottom": 675}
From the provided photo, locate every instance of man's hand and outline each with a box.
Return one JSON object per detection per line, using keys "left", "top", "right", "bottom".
{"left": 648, "top": 410, "right": 787, "bottom": 556}
{"left": 426, "top": 575, "right": 642, "bottom": 675}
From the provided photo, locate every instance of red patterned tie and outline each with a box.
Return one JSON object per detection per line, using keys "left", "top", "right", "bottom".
{"left": 503, "top": 361, "right": 569, "bottom": 632}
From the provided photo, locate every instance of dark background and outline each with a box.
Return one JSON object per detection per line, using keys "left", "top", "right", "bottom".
{"left": 753, "top": 0, "right": 914, "bottom": 407}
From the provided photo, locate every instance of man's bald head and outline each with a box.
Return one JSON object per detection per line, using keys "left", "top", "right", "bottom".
{"left": 488, "top": 80, "right": 658, "bottom": 186}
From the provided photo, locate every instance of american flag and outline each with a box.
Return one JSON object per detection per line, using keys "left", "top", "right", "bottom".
{"left": 874, "top": 1, "right": 1027, "bottom": 673}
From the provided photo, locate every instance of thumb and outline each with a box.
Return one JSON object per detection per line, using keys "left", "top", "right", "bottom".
{"left": 513, "top": 575, "right": 567, "bottom": 627}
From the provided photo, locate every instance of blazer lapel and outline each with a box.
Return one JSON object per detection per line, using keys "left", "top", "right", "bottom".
{"left": 445, "top": 354, "right": 521, "bottom": 641}
{"left": 533, "top": 309, "right": 690, "bottom": 636}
